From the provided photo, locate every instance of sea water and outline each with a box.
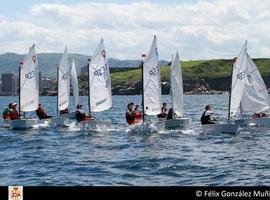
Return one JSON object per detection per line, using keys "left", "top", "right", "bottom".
{"left": 0, "top": 94, "right": 269, "bottom": 186}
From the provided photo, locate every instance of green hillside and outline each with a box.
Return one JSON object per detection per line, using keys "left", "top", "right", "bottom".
{"left": 110, "top": 58, "right": 270, "bottom": 85}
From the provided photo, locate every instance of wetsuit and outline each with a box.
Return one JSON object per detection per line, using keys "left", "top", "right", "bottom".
{"left": 157, "top": 107, "right": 168, "bottom": 118}
{"left": 126, "top": 110, "right": 135, "bottom": 125}
{"left": 75, "top": 109, "right": 91, "bottom": 122}
{"left": 200, "top": 111, "right": 216, "bottom": 125}
{"left": 36, "top": 107, "right": 52, "bottom": 119}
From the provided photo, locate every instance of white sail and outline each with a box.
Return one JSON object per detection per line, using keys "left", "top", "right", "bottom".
{"left": 71, "top": 59, "right": 79, "bottom": 107}
{"left": 20, "top": 44, "right": 39, "bottom": 112}
{"left": 230, "top": 41, "right": 270, "bottom": 116}
{"left": 143, "top": 36, "right": 162, "bottom": 115}
{"left": 240, "top": 53, "right": 270, "bottom": 113}
{"left": 89, "top": 38, "right": 112, "bottom": 112}
{"left": 230, "top": 41, "right": 248, "bottom": 116}
{"left": 58, "top": 46, "right": 70, "bottom": 111}
{"left": 171, "top": 51, "right": 184, "bottom": 117}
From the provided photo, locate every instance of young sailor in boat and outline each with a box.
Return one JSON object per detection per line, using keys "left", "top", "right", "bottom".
{"left": 167, "top": 108, "right": 174, "bottom": 120}
{"left": 126, "top": 103, "right": 135, "bottom": 125}
{"left": 75, "top": 104, "right": 92, "bottom": 122}
{"left": 134, "top": 105, "right": 143, "bottom": 123}
{"left": 60, "top": 108, "right": 69, "bottom": 115}
{"left": 36, "top": 104, "right": 52, "bottom": 119}
{"left": 157, "top": 102, "right": 168, "bottom": 118}
{"left": 201, "top": 105, "right": 217, "bottom": 125}
{"left": 3, "top": 103, "right": 12, "bottom": 120}
{"left": 10, "top": 103, "right": 20, "bottom": 120}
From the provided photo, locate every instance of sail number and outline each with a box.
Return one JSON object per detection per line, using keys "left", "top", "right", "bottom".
{"left": 25, "top": 68, "right": 38, "bottom": 80}
{"left": 62, "top": 72, "right": 69, "bottom": 80}
{"left": 149, "top": 65, "right": 160, "bottom": 77}
{"left": 236, "top": 71, "right": 245, "bottom": 80}
{"left": 94, "top": 63, "right": 110, "bottom": 88}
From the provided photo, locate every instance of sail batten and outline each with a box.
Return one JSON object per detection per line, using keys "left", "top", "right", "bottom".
{"left": 20, "top": 44, "right": 39, "bottom": 112}
{"left": 143, "top": 36, "right": 162, "bottom": 115}
{"left": 89, "top": 39, "right": 112, "bottom": 112}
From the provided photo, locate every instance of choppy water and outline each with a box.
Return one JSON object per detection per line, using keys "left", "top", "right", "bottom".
{"left": 0, "top": 94, "right": 270, "bottom": 186}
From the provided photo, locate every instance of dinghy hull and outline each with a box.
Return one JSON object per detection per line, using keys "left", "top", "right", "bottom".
{"left": 165, "top": 118, "right": 190, "bottom": 130}
{"left": 10, "top": 119, "right": 38, "bottom": 130}
{"left": 234, "top": 117, "right": 270, "bottom": 126}
{"left": 202, "top": 123, "right": 239, "bottom": 134}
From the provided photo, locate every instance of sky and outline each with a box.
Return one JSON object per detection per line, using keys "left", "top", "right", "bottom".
{"left": 0, "top": 0, "right": 270, "bottom": 60}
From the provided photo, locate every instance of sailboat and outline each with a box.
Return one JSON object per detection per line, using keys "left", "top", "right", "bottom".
{"left": 71, "top": 59, "right": 79, "bottom": 108}
{"left": 230, "top": 41, "right": 270, "bottom": 126}
{"left": 53, "top": 46, "right": 74, "bottom": 127}
{"left": 10, "top": 44, "right": 39, "bottom": 129}
{"left": 165, "top": 51, "right": 190, "bottom": 129}
{"left": 79, "top": 38, "right": 112, "bottom": 128}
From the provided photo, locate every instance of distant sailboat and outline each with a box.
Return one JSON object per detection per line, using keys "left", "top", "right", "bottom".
{"left": 71, "top": 59, "right": 79, "bottom": 107}
{"left": 57, "top": 46, "right": 70, "bottom": 116}
{"left": 53, "top": 46, "right": 75, "bottom": 127}
{"left": 231, "top": 41, "right": 270, "bottom": 126}
{"left": 165, "top": 51, "right": 190, "bottom": 129}
{"left": 10, "top": 44, "right": 39, "bottom": 129}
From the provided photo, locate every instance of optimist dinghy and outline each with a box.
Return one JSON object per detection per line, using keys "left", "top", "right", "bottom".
{"left": 79, "top": 38, "right": 112, "bottom": 129}
{"left": 165, "top": 51, "right": 190, "bottom": 130}
{"left": 230, "top": 41, "right": 270, "bottom": 126}
{"left": 10, "top": 45, "right": 39, "bottom": 130}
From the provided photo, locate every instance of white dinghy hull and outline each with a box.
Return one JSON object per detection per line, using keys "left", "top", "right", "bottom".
{"left": 51, "top": 117, "right": 73, "bottom": 127}
{"left": 10, "top": 119, "right": 38, "bottom": 130}
{"left": 202, "top": 123, "right": 239, "bottom": 134}
{"left": 165, "top": 118, "right": 190, "bottom": 130}
{"left": 234, "top": 117, "right": 270, "bottom": 126}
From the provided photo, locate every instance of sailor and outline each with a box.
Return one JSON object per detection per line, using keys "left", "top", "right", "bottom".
{"left": 36, "top": 104, "right": 52, "bottom": 119}
{"left": 60, "top": 108, "right": 69, "bottom": 115}
{"left": 125, "top": 103, "right": 136, "bottom": 125}
{"left": 167, "top": 108, "right": 174, "bottom": 120}
{"left": 200, "top": 105, "right": 217, "bottom": 125}
{"left": 134, "top": 105, "right": 143, "bottom": 123}
{"left": 157, "top": 102, "right": 168, "bottom": 118}
{"left": 75, "top": 104, "right": 92, "bottom": 122}
{"left": 10, "top": 103, "right": 20, "bottom": 120}
{"left": 3, "top": 103, "right": 12, "bottom": 120}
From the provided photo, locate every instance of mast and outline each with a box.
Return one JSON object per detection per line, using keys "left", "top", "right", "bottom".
{"left": 141, "top": 54, "right": 146, "bottom": 123}
{"left": 228, "top": 57, "right": 237, "bottom": 122}
{"left": 18, "top": 61, "right": 22, "bottom": 116}
{"left": 56, "top": 66, "right": 59, "bottom": 117}
{"left": 88, "top": 58, "right": 91, "bottom": 115}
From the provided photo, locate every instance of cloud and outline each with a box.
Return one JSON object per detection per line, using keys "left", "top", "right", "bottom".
{"left": 0, "top": 0, "right": 270, "bottom": 60}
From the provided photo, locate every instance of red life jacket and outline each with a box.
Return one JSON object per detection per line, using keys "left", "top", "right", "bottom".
{"left": 3, "top": 113, "right": 10, "bottom": 120}
{"left": 10, "top": 110, "right": 19, "bottom": 120}
{"left": 126, "top": 111, "right": 135, "bottom": 125}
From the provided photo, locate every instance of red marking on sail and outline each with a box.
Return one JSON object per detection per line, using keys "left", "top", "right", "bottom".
{"left": 232, "top": 57, "right": 237, "bottom": 64}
